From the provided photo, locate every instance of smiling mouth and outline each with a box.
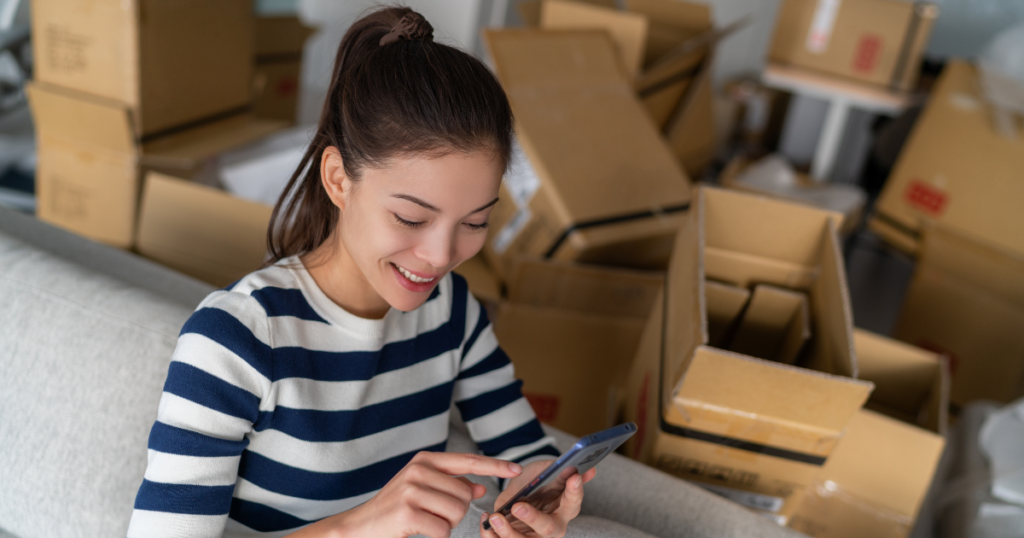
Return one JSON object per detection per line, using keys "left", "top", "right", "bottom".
{"left": 393, "top": 263, "right": 437, "bottom": 284}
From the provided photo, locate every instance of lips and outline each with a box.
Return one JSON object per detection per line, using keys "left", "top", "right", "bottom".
{"left": 391, "top": 263, "right": 441, "bottom": 293}
{"left": 393, "top": 263, "right": 437, "bottom": 283}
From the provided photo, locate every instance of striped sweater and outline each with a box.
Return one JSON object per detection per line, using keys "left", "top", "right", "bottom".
{"left": 127, "top": 257, "right": 559, "bottom": 537}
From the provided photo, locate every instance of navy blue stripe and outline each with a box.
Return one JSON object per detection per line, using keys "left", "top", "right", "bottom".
{"left": 427, "top": 284, "right": 441, "bottom": 301}
{"left": 448, "top": 273, "right": 469, "bottom": 346}
{"left": 163, "top": 362, "right": 261, "bottom": 423}
{"left": 251, "top": 287, "right": 328, "bottom": 323}
{"left": 179, "top": 307, "right": 273, "bottom": 380}
{"left": 461, "top": 300, "right": 491, "bottom": 364}
{"left": 272, "top": 322, "right": 459, "bottom": 381}
{"left": 477, "top": 420, "right": 549, "bottom": 457}
{"left": 456, "top": 381, "right": 524, "bottom": 422}
{"left": 133, "top": 480, "right": 234, "bottom": 515}
{"left": 230, "top": 498, "right": 311, "bottom": 532}
{"left": 148, "top": 421, "right": 249, "bottom": 458}
{"left": 255, "top": 383, "right": 453, "bottom": 442}
{"left": 459, "top": 347, "right": 511, "bottom": 380}
{"left": 237, "top": 442, "right": 446, "bottom": 501}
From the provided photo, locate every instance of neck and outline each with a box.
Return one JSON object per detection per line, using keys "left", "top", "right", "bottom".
{"left": 301, "top": 234, "right": 390, "bottom": 320}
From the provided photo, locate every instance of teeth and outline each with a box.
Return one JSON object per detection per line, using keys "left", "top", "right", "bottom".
{"left": 396, "top": 264, "right": 435, "bottom": 284}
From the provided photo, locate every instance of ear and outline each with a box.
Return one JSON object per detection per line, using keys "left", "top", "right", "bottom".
{"left": 321, "top": 146, "right": 353, "bottom": 211}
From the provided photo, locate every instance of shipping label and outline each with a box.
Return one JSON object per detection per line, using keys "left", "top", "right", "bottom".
{"left": 696, "top": 482, "right": 786, "bottom": 514}
{"left": 805, "top": 0, "right": 842, "bottom": 54}
{"left": 853, "top": 34, "right": 882, "bottom": 73}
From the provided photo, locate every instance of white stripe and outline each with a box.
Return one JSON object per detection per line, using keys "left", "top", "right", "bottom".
{"left": 246, "top": 412, "right": 450, "bottom": 473}
{"left": 173, "top": 334, "right": 270, "bottom": 402}
{"left": 157, "top": 392, "right": 253, "bottom": 441}
{"left": 144, "top": 450, "right": 241, "bottom": 487}
{"left": 233, "top": 477, "right": 376, "bottom": 523}
{"left": 466, "top": 398, "right": 536, "bottom": 442}
{"left": 196, "top": 292, "right": 273, "bottom": 345}
{"left": 493, "top": 436, "right": 558, "bottom": 463}
{"left": 460, "top": 325, "right": 499, "bottom": 371}
{"left": 274, "top": 352, "right": 459, "bottom": 410}
{"left": 453, "top": 363, "right": 515, "bottom": 402}
{"left": 127, "top": 509, "right": 227, "bottom": 538}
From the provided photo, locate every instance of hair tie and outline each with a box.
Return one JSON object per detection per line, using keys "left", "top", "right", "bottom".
{"left": 379, "top": 12, "right": 434, "bottom": 46}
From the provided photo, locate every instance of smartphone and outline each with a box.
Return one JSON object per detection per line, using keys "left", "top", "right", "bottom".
{"left": 483, "top": 422, "right": 636, "bottom": 531}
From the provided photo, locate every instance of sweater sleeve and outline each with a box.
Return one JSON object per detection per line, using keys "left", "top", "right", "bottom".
{"left": 451, "top": 279, "right": 560, "bottom": 483}
{"left": 127, "top": 291, "right": 273, "bottom": 538}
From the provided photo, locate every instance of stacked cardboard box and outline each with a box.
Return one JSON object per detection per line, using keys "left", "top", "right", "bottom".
{"left": 28, "top": 0, "right": 286, "bottom": 257}
{"left": 621, "top": 186, "right": 874, "bottom": 522}
{"left": 254, "top": 17, "right": 316, "bottom": 124}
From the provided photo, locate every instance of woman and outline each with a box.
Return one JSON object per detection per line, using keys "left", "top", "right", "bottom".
{"left": 128, "top": 7, "right": 591, "bottom": 538}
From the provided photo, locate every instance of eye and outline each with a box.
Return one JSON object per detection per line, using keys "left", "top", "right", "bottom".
{"left": 394, "top": 214, "right": 425, "bottom": 228}
{"left": 464, "top": 221, "right": 489, "bottom": 231}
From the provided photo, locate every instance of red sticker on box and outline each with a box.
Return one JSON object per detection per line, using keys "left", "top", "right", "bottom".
{"left": 523, "top": 392, "right": 559, "bottom": 423}
{"left": 904, "top": 180, "right": 949, "bottom": 215}
{"left": 275, "top": 77, "right": 299, "bottom": 97}
{"left": 853, "top": 34, "right": 882, "bottom": 73}
{"left": 916, "top": 340, "right": 958, "bottom": 376}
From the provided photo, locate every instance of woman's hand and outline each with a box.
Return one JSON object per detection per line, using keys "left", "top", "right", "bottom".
{"left": 288, "top": 451, "right": 523, "bottom": 538}
{"left": 480, "top": 460, "right": 597, "bottom": 538}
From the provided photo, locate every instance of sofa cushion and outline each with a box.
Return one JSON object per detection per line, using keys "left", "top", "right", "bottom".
{"left": 0, "top": 230, "right": 198, "bottom": 538}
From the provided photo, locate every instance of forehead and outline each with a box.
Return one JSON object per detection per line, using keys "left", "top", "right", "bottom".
{"left": 362, "top": 151, "right": 503, "bottom": 208}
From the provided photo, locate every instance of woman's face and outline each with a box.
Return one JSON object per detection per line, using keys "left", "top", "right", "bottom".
{"left": 332, "top": 150, "right": 503, "bottom": 314}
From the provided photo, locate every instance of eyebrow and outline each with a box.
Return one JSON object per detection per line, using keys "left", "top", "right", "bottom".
{"left": 392, "top": 194, "right": 500, "bottom": 215}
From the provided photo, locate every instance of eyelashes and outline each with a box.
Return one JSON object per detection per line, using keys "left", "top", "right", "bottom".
{"left": 393, "top": 214, "right": 488, "bottom": 231}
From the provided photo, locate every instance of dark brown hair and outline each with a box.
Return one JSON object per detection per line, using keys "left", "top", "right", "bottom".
{"left": 266, "top": 6, "right": 514, "bottom": 264}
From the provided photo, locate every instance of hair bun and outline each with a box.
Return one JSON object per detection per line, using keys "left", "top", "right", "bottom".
{"left": 379, "top": 12, "right": 434, "bottom": 46}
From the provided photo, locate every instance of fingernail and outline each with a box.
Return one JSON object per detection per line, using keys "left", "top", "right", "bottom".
{"left": 508, "top": 462, "right": 522, "bottom": 474}
{"left": 481, "top": 512, "right": 488, "bottom": 524}
{"left": 490, "top": 515, "right": 505, "bottom": 530}
{"left": 513, "top": 504, "right": 529, "bottom": 518}
{"left": 574, "top": 476, "right": 583, "bottom": 489}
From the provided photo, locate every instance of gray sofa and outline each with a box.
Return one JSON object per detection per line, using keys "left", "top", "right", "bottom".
{"left": 0, "top": 205, "right": 800, "bottom": 538}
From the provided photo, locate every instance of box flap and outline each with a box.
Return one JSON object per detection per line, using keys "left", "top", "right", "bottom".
{"left": 540, "top": 0, "right": 649, "bottom": 77}
{"left": 673, "top": 346, "right": 873, "bottom": 434}
{"left": 729, "top": 284, "right": 809, "bottom": 365}
{"left": 141, "top": 115, "right": 288, "bottom": 170}
{"left": 255, "top": 16, "right": 316, "bottom": 57}
{"left": 625, "top": 0, "right": 711, "bottom": 64}
{"left": 921, "top": 226, "right": 1024, "bottom": 306}
{"left": 507, "top": 258, "right": 663, "bottom": 318}
{"left": 484, "top": 29, "right": 691, "bottom": 224}
{"left": 136, "top": 173, "right": 272, "bottom": 287}
{"left": 854, "top": 328, "right": 948, "bottom": 435}
{"left": 705, "top": 280, "right": 749, "bottom": 347}
{"left": 27, "top": 82, "right": 136, "bottom": 154}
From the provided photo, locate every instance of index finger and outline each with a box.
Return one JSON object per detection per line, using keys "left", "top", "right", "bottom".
{"left": 418, "top": 452, "right": 523, "bottom": 479}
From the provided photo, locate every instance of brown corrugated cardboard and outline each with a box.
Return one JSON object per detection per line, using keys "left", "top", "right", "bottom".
{"left": 854, "top": 329, "right": 948, "bottom": 435}
{"left": 894, "top": 227, "right": 1024, "bottom": 407}
{"left": 787, "top": 409, "right": 945, "bottom": 538}
{"left": 518, "top": 0, "right": 618, "bottom": 27}
{"left": 769, "top": 0, "right": 938, "bottom": 91}
{"left": 28, "top": 82, "right": 285, "bottom": 248}
{"left": 254, "top": 17, "right": 316, "bottom": 123}
{"left": 454, "top": 255, "right": 503, "bottom": 307}
{"left": 539, "top": 0, "right": 648, "bottom": 77}
{"left": 871, "top": 61, "right": 1024, "bottom": 257}
{"left": 136, "top": 173, "right": 272, "bottom": 288}
{"left": 481, "top": 29, "right": 691, "bottom": 278}
{"left": 622, "top": 186, "right": 872, "bottom": 519}
{"left": 33, "top": 0, "right": 255, "bottom": 137}
{"left": 728, "top": 284, "right": 810, "bottom": 365}
{"left": 494, "top": 261, "right": 661, "bottom": 437}
{"left": 704, "top": 280, "right": 749, "bottom": 347}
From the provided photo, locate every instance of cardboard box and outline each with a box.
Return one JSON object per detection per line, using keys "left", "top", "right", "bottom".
{"left": 494, "top": 260, "right": 663, "bottom": 437}
{"left": 870, "top": 61, "right": 1024, "bottom": 257}
{"left": 28, "top": 82, "right": 285, "bottom": 248}
{"left": 136, "top": 173, "right": 273, "bottom": 288}
{"left": 769, "top": 0, "right": 938, "bottom": 91}
{"left": 482, "top": 29, "right": 691, "bottom": 279}
{"left": 704, "top": 280, "right": 750, "bottom": 347}
{"left": 727, "top": 284, "right": 810, "bottom": 366}
{"left": 622, "top": 186, "right": 872, "bottom": 520}
{"left": 33, "top": 0, "right": 255, "bottom": 137}
{"left": 254, "top": 16, "right": 316, "bottom": 123}
{"left": 540, "top": 0, "right": 648, "bottom": 77}
{"left": 894, "top": 227, "right": 1024, "bottom": 407}
{"left": 454, "top": 255, "right": 503, "bottom": 307}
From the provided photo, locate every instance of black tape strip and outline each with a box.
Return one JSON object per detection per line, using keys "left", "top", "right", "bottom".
{"left": 542, "top": 203, "right": 690, "bottom": 259}
{"left": 872, "top": 211, "right": 922, "bottom": 241}
{"left": 637, "top": 64, "right": 703, "bottom": 99}
{"left": 139, "top": 105, "right": 253, "bottom": 144}
{"left": 659, "top": 418, "right": 828, "bottom": 466}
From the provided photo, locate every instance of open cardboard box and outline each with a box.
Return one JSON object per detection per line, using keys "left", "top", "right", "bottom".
{"left": 769, "top": 0, "right": 937, "bottom": 92}
{"left": 622, "top": 186, "right": 873, "bottom": 520}
{"left": 481, "top": 29, "right": 691, "bottom": 279}
{"left": 494, "top": 259, "right": 663, "bottom": 437}
{"left": 788, "top": 329, "right": 948, "bottom": 538}
{"left": 871, "top": 61, "right": 1024, "bottom": 258}
{"left": 33, "top": 0, "right": 255, "bottom": 138}
{"left": 28, "top": 82, "right": 285, "bottom": 249}
{"left": 894, "top": 226, "right": 1024, "bottom": 407}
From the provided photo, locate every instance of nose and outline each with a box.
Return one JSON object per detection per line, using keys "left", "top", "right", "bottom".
{"left": 415, "top": 225, "right": 455, "bottom": 269}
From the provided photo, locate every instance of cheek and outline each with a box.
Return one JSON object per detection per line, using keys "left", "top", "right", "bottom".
{"left": 456, "top": 230, "right": 488, "bottom": 261}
